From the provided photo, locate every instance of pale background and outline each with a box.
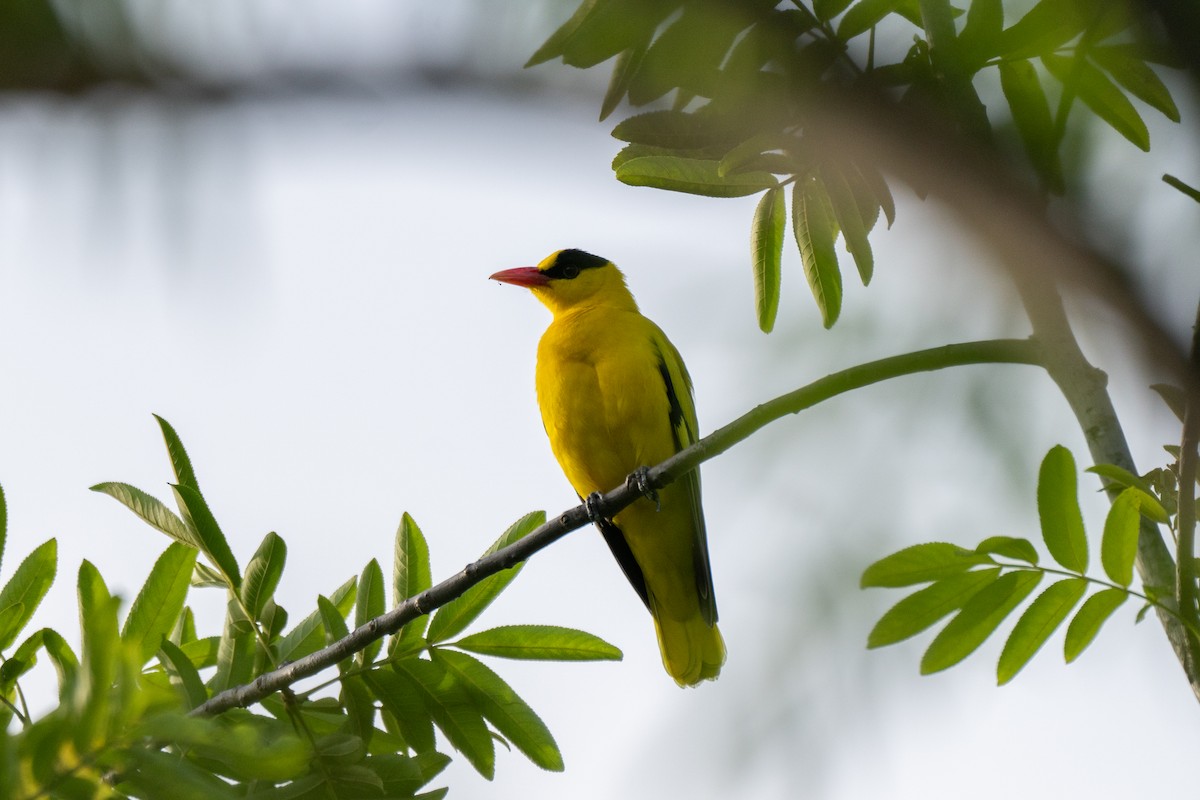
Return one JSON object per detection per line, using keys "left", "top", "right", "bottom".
{"left": 1, "top": 3, "right": 1198, "bottom": 798}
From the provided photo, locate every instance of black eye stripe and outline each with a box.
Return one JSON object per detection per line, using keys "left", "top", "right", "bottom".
{"left": 542, "top": 249, "right": 608, "bottom": 280}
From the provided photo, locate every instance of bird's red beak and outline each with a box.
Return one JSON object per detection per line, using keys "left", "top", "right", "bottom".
{"left": 489, "top": 267, "right": 550, "bottom": 288}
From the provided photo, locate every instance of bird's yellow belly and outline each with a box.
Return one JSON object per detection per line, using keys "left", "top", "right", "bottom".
{"left": 536, "top": 330, "right": 673, "bottom": 498}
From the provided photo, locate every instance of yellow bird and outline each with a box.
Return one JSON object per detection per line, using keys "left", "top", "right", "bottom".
{"left": 490, "top": 249, "right": 724, "bottom": 686}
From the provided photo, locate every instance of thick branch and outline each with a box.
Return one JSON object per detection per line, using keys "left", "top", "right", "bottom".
{"left": 192, "top": 337, "right": 1039, "bottom": 717}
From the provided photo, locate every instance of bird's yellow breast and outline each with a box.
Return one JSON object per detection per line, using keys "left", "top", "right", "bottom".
{"left": 535, "top": 304, "right": 677, "bottom": 498}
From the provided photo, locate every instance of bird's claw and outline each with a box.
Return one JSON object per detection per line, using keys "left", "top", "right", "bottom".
{"left": 584, "top": 492, "right": 605, "bottom": 523}
{"left": 627, "top": 466, "right": 660, "bottom": 511}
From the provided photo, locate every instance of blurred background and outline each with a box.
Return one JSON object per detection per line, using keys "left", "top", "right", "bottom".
{"left": 1, "top": 1, "right": 1198, "bottom": 797}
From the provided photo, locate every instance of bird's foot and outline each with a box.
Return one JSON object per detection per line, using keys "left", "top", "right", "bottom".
{"left": 583, "top": 492, "right": 605, "bottom": 523}
{"left": 627, "top": 466, "right": 660, "bottom": 511}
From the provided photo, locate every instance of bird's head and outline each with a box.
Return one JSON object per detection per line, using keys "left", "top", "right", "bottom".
{"left": 490, "top": 249, "right": 636, "bottom": 316}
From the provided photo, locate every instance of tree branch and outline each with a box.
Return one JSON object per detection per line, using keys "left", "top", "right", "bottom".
{"left": 192, "top": 337, "right": 1040, "bottom": 717}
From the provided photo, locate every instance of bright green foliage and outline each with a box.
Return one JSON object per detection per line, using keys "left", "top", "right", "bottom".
{"left": 867, "top": 568, "right": 1000, "bottom": 647}
{"left": 531, "top": 0, "right": 1181, "bottom": 330}
{"left": 1100, "top": 488, "right": 1141, "bottom": 587}
{"left": 793, "top": 177, "right": 843, "bottom": 328}
{"left": 4, "top": 417, "right": 621, "bottom": 797}
{"left": 860, "top": 542, "right": 994, "bottom": 588}
{"left": 997, "top": 577, "right": 1087, "bottom": 684}
{"left": 864, "top": 445, "right": 1167, "bottom": 683}
{"left": 920, "top": 571, "right": 1042, "bottom": 674}
{"left": 751, "top": 186, "right": 785, "bottom": 332}
{"left": 454, "top": 625, "right": 624, "bottom": 661}
{"left": 1064, "top": 588, "right": 1127, "bottom": 662}
{"left": 1037, "top": 445, "right": 1088, "bottom": 572}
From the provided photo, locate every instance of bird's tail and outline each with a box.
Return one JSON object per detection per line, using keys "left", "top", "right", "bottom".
{"left": 652, "top": 609, "right": 726, "bottom": 687}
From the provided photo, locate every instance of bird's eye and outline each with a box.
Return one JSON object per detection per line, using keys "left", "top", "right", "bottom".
{"left": 561, "top": 266, "right": 580, "bottom": 279}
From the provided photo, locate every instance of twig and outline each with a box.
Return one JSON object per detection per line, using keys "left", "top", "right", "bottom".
{"left": 192, "top": 337, "right": 1040, "bottom": 717}
{"left": 1177, "top": 298, "right": 1200, "bottom": 644}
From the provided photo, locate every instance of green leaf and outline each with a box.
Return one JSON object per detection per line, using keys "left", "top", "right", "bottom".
{"left": 433, "top": 649, "right": 564, "bottom": 772}
{"left": 837, "top": 0, "right": 903, "bottom": 40}
{"left": 41, "top": 628, "right": 79, "bottom": 696}
{"left": 191, "top": 561, "right": 229, "bottom": 589}
{"left": 240, "top": 532, "right": 287, "bottom": 618}
{"left": 1043, "top": 52, "right": 1150, "bottom": 151}
{"left": 452, "top": 625, "right": 623, "bottom": 661}
{"left": 122, "top": 542, "right": 197, "bottom": 666}
{"left": 158, "top": 639, "right": 208, "bottom": 710}
{"left": 616, "top": 156, "right": 777, "bottom": 197}
{"left": 792, "top": 177, "right": 842, "bottom": 329}
{"left": 599, "top": 39, "right": 647, "bottom": 121}
{"left": 557, "top": 0, "right": 675, "bottom": 70}
{"left": 357, "top": 559, "right": 386, "bottom": 665}
{"left": 172, "top": 484, "right": 241, "bottom": 589}
{"left": 318, "top": 594, "right": 350, "bottom": 643}
{"left": 427, "top": 512, "right": 545, "bottom": 644}
{"left": 1090, "top": 46, "right": 1180, "bottom": 122}
{"left": 1037, "top": 445, "right": 1088, "bottom": 572}
{"left": 177, "top": 636, "right": 220, "bottom": 669}
{"left": 997, "top": 577, "right": 1087, "bottom": 684}
{"left": 154, "top": 415, "right": 201, "bottom": 492}
{"left": 0, "top": 603, "right": 25, "bottom": 660}
{"left": 821, "top": 162, "right": 874, "bottom": 284}
{"left": 958, "top": 0, "right": 1003, "bottom": 64}
{"left": 627, "top": 3, "right": 744, "bottom": 106}
{"left": 1086, "top": 462, "right": 1151, "bottom": 492}
{"left": 861, "top": 542, "right": 995, "bottom": 588}
{"left": 1101, "top": 488, "right": 1141, "bottom": 587}
{"left": 1149, "top": 382, "right": 1186, "bottom": 421}
{"left": 393, "top": 658, "right": 494, "bottom": 779}
{"left": 920, "top": 570, "right": 1042, "bottom": 674}
{"left": 856, "top": 161, "right": 894, "bottom": 228}
{"left": 1064, "top": 587, "right": 1127, "bottom": 662}
{"left": 0, "top": 628, "right": 44, "bottom": 690}
{"left": 123, "top": 747, "right": 241, "bottom": 800}
{"left": 366, "top": 667, "right": 436, "bottom": 754}
{"left": 394, "top": 513, "right": 432, "bottom": 647}
{"left": 211, "top": 599, "right": 256, "bottom": 693}
{"left": 0, "top": 538, "right": 56, "bottom": 651}
{"left": 750, "top": 187, "right": 785, "bottom": 333}
{"left": 611, "top": 110, "right": 724, "bottom": 150}
{"left": 275, "top": 576, "right": 357, "bottom": 664}
{"left": 719, "top": 133, "right": 802, "bottom": 178}
{"left": 367, "top": 751, "right": 451, "bottom": 797}
{"left": 998, "top": 59, "right": 1063, "bottom": 192}
{"left": 867, "top": 568, "right": 1001, "bottom": 648}
{"left": 975, "top": 536, "right": 1039, "bottom": 564}
{"left": 1085, "top": 465, "right": 1169, "bottom": 524}
{"left": 77, "top": 560, "right": 120, "bottom": 749}
{"left": 524, "top": 0, "right": 598, "bottom": 67}
{"left": 998, "top": 0, "right": 1091, "bottom": 60}
{"left": 91, "top": 482, "right": 197, "bottom": 548}
{"left": 814, "top": 0, "right": 855, "bottom": 22}
{"left": 1163, "top": 174, "right": 1200, "bottom": 204}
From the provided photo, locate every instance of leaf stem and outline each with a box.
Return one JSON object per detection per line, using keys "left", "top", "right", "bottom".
{"left": 995, "top": 561, "right": 1200, "bottom": 642}
{"left": 657, "top": 337, "right": 1041, "bottom": 484}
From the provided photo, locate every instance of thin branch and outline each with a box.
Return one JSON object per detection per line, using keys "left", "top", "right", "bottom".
{"left": 1177, "top": 298, "right": 1200, "bottom": 635}
{"left": 192, "top": 337, "right": 1040, "bottom": 717}
{"left": 797, "top": 86, "right": 1200, "bottom": 698}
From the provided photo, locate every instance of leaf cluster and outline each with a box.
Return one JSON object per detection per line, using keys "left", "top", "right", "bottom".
{"left": 1, "top": 417, "right": 621, "bottom": 798}
{"left": 530, "top": 0, "right": 1183, "bottom": 330}
{"left": 862, "top": 445, "right": 1180, "bottom": 684}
